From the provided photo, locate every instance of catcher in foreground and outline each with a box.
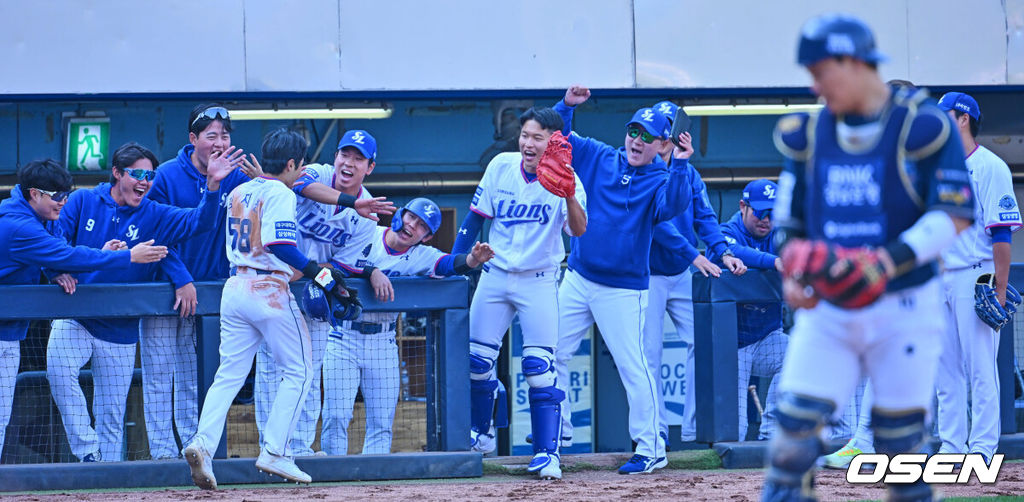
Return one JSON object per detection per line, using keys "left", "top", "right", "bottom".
{"left": 762, "top": 13, "right": 975, "bottom": 502}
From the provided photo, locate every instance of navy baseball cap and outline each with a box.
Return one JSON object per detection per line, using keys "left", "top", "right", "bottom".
{"left": 742, "top": 179, "right": 778, "bottom": 216}
{"left": 797, "top": 13, "right": 887, "bottom": 66}
{"left": 337, "top": 130, "right": 377, "bottom": 161}
{"left": 653, "top": 101, "right": 679, "bottom": 123}
{"left": 937, "top": 92, "right": 980, "bottom": 120}
{"left": 625, "top": 107, "right": 671, "bottom": 138}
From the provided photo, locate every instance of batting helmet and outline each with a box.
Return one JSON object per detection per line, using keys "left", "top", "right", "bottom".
{"left": 391, "top": 198, "right": 442, "bottom": 238}
{"left": 797, "top": 14, "right": 886, "bottom": 67}
{"left": 300, "top": 281, "right": 362, "bottom": 327}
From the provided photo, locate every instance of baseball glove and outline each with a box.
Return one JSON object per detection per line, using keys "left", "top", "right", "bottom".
{"left": 975, "top": 273, "right": 1022, "bottom": 331}
{"left": 536, "top": 131, "right": 575, "bottom": 198}
{"left": 781, "top": 239, "right": 889, "bottom": 309}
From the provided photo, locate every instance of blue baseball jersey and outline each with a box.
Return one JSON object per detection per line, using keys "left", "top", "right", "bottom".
{"left": 147, "top": 144, "right": 251, "bottom": 282}
{"left": 773, "top": 87, "right": 975, "bottom": 292}
{"left": 650, "top": 164, "right": 728, "bottom": 276}
{"left": 0, "top": 186, "right": 131, "bottom": 341}
{"left": 554, "top": 101, "right": 692, "bottom": 290}
{"left": 59, "top": 183, "right": 221, "bottom": 344}
{"left": 719, "top": 211, "right": 782, "bottom": 348}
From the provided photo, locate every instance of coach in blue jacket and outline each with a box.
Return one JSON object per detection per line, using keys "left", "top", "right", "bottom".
{"left": 0, "top": 159, "right": 167, "bottom": 460}
{"left": 718, "top": 179, "right": 787, "bottom": 441}
{"left": 46, "top": 143, "right": 227, "bottom": 462}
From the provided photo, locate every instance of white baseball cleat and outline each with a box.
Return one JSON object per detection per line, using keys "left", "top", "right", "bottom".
{"left": 183, "top": 442, "right": 217, "bottom": 490}
{"left": 527, "top": 452, "right": 562, "bottom": 480}
{"left": 256, "top": 450, "right": 312, "bottom": 484}
{"left": 470, "top": 427, "right": 497, "bottom": 454}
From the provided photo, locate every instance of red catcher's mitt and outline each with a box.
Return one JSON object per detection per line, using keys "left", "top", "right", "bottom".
{"left": 536, "top": 131, "right": 575, "bottom": 198}
{"left": 781, "top": 239, "right": 889, "bottom": 309}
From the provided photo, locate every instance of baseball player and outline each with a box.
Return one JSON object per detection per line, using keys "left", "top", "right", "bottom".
{"left": 934, "top": 91, "right": 1021, "bottom": 462}
{"left": 253, "top": 129, "right": 394, "bottom": 456}
{"left": 48, "top": 142, "right": 226, "bottom": 462}
{"left": 647, "top": 100, "right": 744, "bottom": 445}
{"left": 183, "top": 128, "right": 362, "bottom": 489}
{"left": 142, "top": 104, "right": 248, "bottom": 459}
{"left": 322, "top": 198, "right": 494, "bottom": 456}
{"left": 454, "top": 106, "right": 586, "bottom": 480}
{"left": 0, "top": 160, "right": 166, "bottom": 460}
{"left": 718, "top": 179, "right": 785, "bottom": 441}
{"left": 763, "top": 14, "right": 975, "bottom": 501}
{"left": 551, "top": 86, "right": 693, "bottom": 474}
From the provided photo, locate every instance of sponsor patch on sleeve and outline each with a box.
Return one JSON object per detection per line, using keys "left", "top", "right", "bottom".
{"left": 999, "top": 195, "right": 1017, "bottom": 210}
{"left": 275, "top": 221, "right": 297, "bottom": 240}
{"left": 999, "top": 211, "right": 1020, "bottom": 222}
{"left": 472, "top": 186, "right": 483, "bottom": 206}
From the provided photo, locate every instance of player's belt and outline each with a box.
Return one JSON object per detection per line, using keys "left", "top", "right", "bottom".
{"left": 230, "top": 266, "right": 286, "bottom": 277}
{"left": 338, "top": 320, "right": 397, "bottom": 335}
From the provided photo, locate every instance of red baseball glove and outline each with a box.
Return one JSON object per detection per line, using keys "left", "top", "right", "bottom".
{"left": 536, "top": 131, "right": 575, "bottom": 198}
{"left": 781, "top": 239, "right": 890, "bottom": 309}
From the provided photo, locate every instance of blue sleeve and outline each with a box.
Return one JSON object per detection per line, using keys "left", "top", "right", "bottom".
{"left": 653, "top": 221, "right": 699, "bottom": 263}
{"left": 160, "top": 249, "right": 194, "bottom": 287}
{"left": 9, "top": 221, "right": 130, "bottom": 272}
{"left": 652, "top": 158, "right": 693, "bottom": 224}
{"left": 553, "top": 100, "right": 574, "bottom": 136}
{"left": 553, "top": 100, "right": 614, "bottom": 181}
{"left": 434, "top": 254, "right": 457, "bottom": 276}
{"left": 151, "top": 189, "right": 221, "bottom": 244}
{"left": 992, "top": 226, "right": 1012, "bottom": 244}
{"left": 147, "top": 169, "right": 171, "bottom": 204}
{"left": 721, "top": 227, "right": 778, "bottom": 270}
{"left": 58, "top": 190, "right": 83, "bottom": 243}
{"left": 689, "top": 171, "right": 728, "bottom": 257}
{"left": 266, "top": 243, "right": 309, "bottom": 270}
{"left": 292, "top": 172, "right": 320, "bottom": 196}
{"left": 453, "top": 211, "right": 484, "bottom": 254}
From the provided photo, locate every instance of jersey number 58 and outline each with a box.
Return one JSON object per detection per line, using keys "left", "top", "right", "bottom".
{"left": 228, "top": 217, "right": 252, "bottom": 253}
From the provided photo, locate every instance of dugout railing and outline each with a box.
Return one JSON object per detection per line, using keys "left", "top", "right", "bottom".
{"left": 0, "top": 277, "right": 480, "bottom": 491}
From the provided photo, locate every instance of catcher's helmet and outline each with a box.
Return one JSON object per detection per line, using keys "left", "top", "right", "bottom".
{"left": 300, "top": 281, "right": 362, "bottom": 326}
{"left": 391, "top": 197, "right": 442, "bottom": 238}
{"left": 797, "top": 14, "right": 886, "bottom": 66}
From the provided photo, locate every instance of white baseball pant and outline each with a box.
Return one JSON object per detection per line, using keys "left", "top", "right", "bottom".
{"left": 254, "top": 317, "right": 330, "bottom": 456}
{"left": 556, "top": 269, "right": 665, "bottom": 458}
{"left": 321, "top": 325, "right": 400, "bottom": 455}
{"left": 643, "top": 271, "right": 695, "bottom": 441}
{"left": 779, "top": 280, "right": 943, "bottom": 420}
{"left": 737, "top": 329, "right": 787, "bottom": 440}
{"left": 46, "top": 319, "right": 135, "bottom": 461}
{"left": 140, "top": 316, "right": 198, "bottom": 459}
{"left": 0, "top": 339, "right": 19, "bottom": 459}
{"left": 936, "top": 263, "right": 1001, "bottom": 458}
{"left": 191, "top": 272, "right": 312, "bottom": 457}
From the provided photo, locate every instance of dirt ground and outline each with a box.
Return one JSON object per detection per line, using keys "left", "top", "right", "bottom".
{"left": 5, "top": 461, "right": 1023, "bottom": 502}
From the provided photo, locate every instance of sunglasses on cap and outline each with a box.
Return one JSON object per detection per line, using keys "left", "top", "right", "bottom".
{"left": 627, "top": 125, "right": 658, "bottom": 144}
{"left": 190, "top": 106, "right": 230, "bottom": 129}
{"left": 123, "top": 168, "right": 157, "bottom": 182}
{"left": 33, "top": 188, "right": 73, "bottom": 203}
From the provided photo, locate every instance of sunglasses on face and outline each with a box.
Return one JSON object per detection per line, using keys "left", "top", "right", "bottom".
{"left": 123, "top": 168, "right": 157, "bottom": 182}
{"left": 627, "top": 126, "right": 657, "bottom": 144}
{"left": 749, "top": 206, "right": 772, "bottom": 220}
{"left": 190, "top": 106, "right": 230, "bottom": 128}
{"left": 33, "top": 188, "right": 72, "bottom": 203}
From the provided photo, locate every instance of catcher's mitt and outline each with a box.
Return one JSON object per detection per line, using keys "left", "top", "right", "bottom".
{"left": 536, "top": 131, "right": 575, "bottom": 198}
{"left": 781, "top": 239, "right": 889, "bottom": 309}
{"left": 975, "top": 273, "right": 1022, "bottom": 331}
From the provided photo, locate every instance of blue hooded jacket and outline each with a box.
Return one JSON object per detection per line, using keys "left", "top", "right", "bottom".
{"left": 649, "top": 166, "right": 728, "bottom": 276}
{"left": 59, "top": 182, "right": 220, "bottom": 344}
{"left": 0, "top": 186, "right": 130, "bottom": 341}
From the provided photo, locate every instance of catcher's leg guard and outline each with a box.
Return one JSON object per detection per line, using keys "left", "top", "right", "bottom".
{"left": 523, "top": 347, "right": 564, "bottom": 456}
{"left": 762, "top": 393, "right": 834, "bottom": 502}
{"left": 470, "top": 342, "right": 501, "bottom": 441}
{"left": 872, "top": 408, "right": 933, "bottom": 502}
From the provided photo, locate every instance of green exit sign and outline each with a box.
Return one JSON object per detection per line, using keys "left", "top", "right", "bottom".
{"left": 65, "top": 118, "right": 110, "bottom": 171}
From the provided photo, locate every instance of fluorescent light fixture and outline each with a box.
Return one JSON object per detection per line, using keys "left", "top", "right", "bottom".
{"left": 682, "top": 104, "right": 823, "bottom": 116}
{"left": 230, "top": 107, "right": 393, "bottom": 120}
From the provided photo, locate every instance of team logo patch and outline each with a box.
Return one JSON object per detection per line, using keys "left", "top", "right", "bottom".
{"left": 352, "top": 131, "right": 366, "bottom": 144}
{"left": 763, "top": 185, "right": 776, "bottom": 199}
{"left": 826, "top": 33, "right": 855, "bottom": 55}
{"left": 641, "top": 109, "right": 654, "bottom": 122}
{"left": 1000, "top": 211, "right": 1020, "bottom": 222}
{"left": 657, "top": 102, "right": 674, "bottom": 115}
{"left": 999, "top": 195, "right": 1017, "bottom": 210}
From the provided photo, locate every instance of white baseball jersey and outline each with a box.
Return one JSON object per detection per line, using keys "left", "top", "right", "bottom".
{"left": 942, "top": 145, "right": 1022, "bottom": 269}
{"left": 294, "top": 163, "right": 378, "bottom": 273}
{"left": 353, "top": 226, "right": 449, "bottom": 323}
{"left": 471, "top": 152, "right": 586, "bottom": 272}
{"left": 225, "top": 176, "right": 299, "bottom": 274}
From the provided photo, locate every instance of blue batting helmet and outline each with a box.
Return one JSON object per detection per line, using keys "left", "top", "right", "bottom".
{"left": 797, "top": 14, "right": 886, "bottom": 67}
{"left": 391, "top": 197, "right": 442, "bottom": 237}
{"left": 300, "top": 281, "right": 362, "bottom": 327}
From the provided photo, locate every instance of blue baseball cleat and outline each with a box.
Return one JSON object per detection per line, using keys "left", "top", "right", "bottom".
{"left": 617, "top": 454, "right": 667, "bottom": 474}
